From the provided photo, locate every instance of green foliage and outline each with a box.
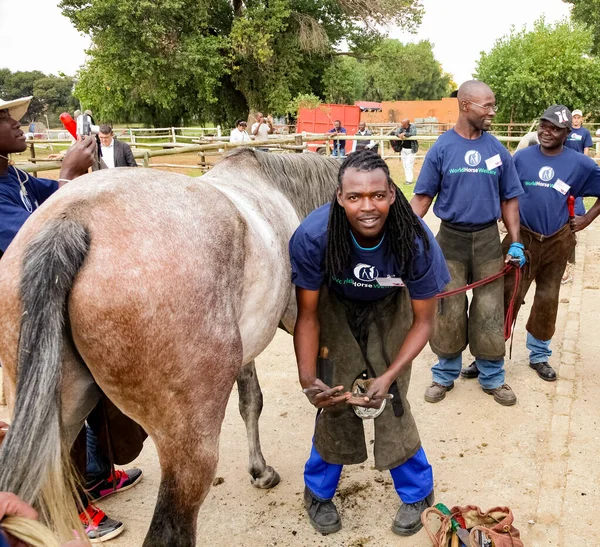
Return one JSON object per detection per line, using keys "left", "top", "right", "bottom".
{"left": 475, "top": 18, "right": 600, "bottom": 123}
{"left": 564, "top": 0, "right": 600, "bottom": 55}
{"left": 322, "top": 57, "right": 366, "bottom": 104}
{"left": 362, "top": 39, "right": 453, "bottom": 101}
{"left": 59, "top": 0, "right": 423, "bottom": 126}
{"left": 286, "top": 93, "right": 322, "bottom": 117}
{"left": 0, "top": 69, "right": 77, "bottom": 123}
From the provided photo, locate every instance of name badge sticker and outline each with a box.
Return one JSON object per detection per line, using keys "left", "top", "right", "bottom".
{"left": 485, "top": 154, "right": 503, "bottom": 170}
{"left": 376, "top": 276, "right": 405, "bottom": 287}
{"left": 553, "top": 179, "right": 570, "bottom": 195}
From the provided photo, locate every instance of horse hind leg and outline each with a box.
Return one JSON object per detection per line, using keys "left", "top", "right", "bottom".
{"left": 236, "top": 360, "right": 280, "bottom": 489}
{"left": 143, "top": 393, "right": 231, "bottom": 547}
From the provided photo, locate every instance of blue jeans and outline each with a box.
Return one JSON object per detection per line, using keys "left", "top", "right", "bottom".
{"left": 331, "top": 145, "right": 346, "bottom": 158}
{"left": 432, "top": 354, "right": 505, "bottom": 389}
{"left": 526, "top": 332, "right": 552, "bottom": 364}
{"left": 86, "top": 424, "right": 111, "bottom": 482}
{"left": 304, "top": 442, "right": 433, "bottom": 504}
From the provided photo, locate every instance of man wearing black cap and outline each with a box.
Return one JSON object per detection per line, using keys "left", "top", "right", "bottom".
{"left": 502, "top": 105, "right": 600, "bottom": 380}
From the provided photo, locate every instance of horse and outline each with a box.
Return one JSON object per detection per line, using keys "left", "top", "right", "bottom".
{"left": 516, "top": 131, "right": 539, "bottom": 151}
{"left": 0, "top": 148, "right": 340, "bottom": 546}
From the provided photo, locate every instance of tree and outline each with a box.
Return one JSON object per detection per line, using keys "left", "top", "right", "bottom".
{"left": 474, "top": 18, "right": 600, "bottom": 124}
{"left": 59, "top": 0, "right": 424, "bottom": 126}
{"left": 362, "top": 39, "right": 453, "bottom": 102}
{"left": 564, "top": 0, "right": 600, "bottom": 55}
{"left": 286, "top": 92, "right": 321, "bottom": 118}
{"left": 0, "top": 70, "right": 78, "bottom": 123}
{"left": 322, "top": 57, "right": 366, "bottom": 104}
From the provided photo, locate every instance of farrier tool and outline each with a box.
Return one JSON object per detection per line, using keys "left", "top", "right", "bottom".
{"left": 435, "top": 503, "right": 470, "bottom": 547}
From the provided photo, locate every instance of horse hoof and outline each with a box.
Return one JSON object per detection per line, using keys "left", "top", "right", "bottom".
{"left": 251, "top": 466, "right": 281, "bottom": 489}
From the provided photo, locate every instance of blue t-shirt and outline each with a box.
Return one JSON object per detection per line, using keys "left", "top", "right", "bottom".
{"left": 415, "top": 129, "right": 523, "bottom": 226}
{"left": 563, "top": 129, "right": 593, "bottom": 216}
{"left": 564, "top": 127, "right": 593, "bottom": 154}
{"left": 0, "top": 166, "right": 58, "bottom": 252}
{"left": 513, "top": 145, "right": 600, "bottom": 236}
{"left": 328, "top": 127, "right": 347, "bottom": 150}
{"left": 289, "top": 203, "right": 451, "bottom": 301}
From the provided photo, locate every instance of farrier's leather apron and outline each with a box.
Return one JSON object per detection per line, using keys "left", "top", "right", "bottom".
{"left": 313, "top": 285, "right": 421, "bottom": 470}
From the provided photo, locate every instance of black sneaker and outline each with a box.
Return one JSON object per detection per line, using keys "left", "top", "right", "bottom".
{"left": 303, "top": 487, "right": 342, "bottom": 535}
{"left": 86, "top": 468, "right": 143, "bottom": 502}
{"left": 392, "top": 490, "right": 434, "bottom": 536}
{"left": 79, "top": 504, "right": 124, "bottom": 543}
{"left": 530, "top": 362, "right": 557, "bottom": 382}
{"left": 460, "top": 361, "right": 480, "bottom": 379}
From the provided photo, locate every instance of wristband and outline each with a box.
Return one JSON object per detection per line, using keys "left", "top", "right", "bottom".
{"left": 57, "top": 178, "right": 72, "bottom": 184}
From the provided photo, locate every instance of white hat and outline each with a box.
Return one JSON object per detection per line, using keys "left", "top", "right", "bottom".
{"left": 572, "top": 109, "right": 583, "bottom": 117}
{"left": 0, "top": 96, "right": 32, "bottom": 122}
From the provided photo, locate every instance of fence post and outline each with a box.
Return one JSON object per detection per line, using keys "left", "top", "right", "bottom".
{"left": 143, "top": 150, "right": 150, "bottom": 168}
{"left": 130, "top": 128, "right": 135, "bottom": 145}
{"left": 217, "top": 125, "right": 221, "bottom": 139}
{"left": 29, "top": 142, "right": 38, "bottom": 177}
{"left": 171, "top": 127, "right": 176, "bottom": 144}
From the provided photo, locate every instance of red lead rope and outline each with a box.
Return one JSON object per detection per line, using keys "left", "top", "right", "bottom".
{"left": 436, "top": 263, "right": 521, "bottom": 341}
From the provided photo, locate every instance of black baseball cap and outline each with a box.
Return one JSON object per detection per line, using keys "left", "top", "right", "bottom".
{"left": 540, "top": 105, "right": 572, "bottom": 129}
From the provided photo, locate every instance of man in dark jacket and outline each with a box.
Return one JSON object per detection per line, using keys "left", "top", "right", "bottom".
{"left": 98, "top": 125, "right": 137, "bottom": 168}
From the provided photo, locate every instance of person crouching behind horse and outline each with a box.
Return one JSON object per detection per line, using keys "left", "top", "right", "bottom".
{"left": 0, "top": 96, "right": 144, "bottom": 543}
{"left": 289, "top": 150, "right": 450, "bottom": 536}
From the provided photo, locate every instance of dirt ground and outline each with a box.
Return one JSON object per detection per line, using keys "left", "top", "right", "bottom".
{"left": 3, "top": 154, "right": 598, "bottom": 546}
{"left": 91, "top": 212, "right": 600, "bottom": 547}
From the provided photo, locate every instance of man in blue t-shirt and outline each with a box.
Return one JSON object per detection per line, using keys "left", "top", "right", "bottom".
{"left": 504, "top": 105, "right": 600, "bottom": 381}
{"left": 411, "top": 80, "right": 525, "bottom": 407}
{"left": 328, "top": 120, "right": 347, "bottom": 158}
{"left": 563, "top": 109, "right": 594, "bottom": 278}
{"left": 0, "top": 96, "right": 97, "bottom": 256}
{"left": 290, "top": 150, "right": 450, "bottom": 537}
{"left": 565, "top": 109, "right": 593, "bottom": 155}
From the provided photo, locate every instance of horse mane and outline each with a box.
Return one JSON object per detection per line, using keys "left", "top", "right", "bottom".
{"left": 221, "top": 148, "right": 340, "bottom": 220}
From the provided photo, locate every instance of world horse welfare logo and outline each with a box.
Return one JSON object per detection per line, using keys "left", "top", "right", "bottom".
{"left": 354, "top": 263, "right": 379, "bottom": 283}
{"left": 539, "top": 166, "right": 555, "bottom": 182}
{"left": 464, "top": 150, "right": 482, "bottom": 167}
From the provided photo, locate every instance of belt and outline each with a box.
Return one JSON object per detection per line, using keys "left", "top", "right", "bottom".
{"left": 441, "top": 220, "right": 497, "bottom": 233}
{"left": 520, "top": 223, "right": 571, "bottom": 242}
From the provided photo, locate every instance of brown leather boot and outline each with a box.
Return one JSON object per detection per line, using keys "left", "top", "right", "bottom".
{"left": 482, "top": 384, "right": 517, "bottom": 406}
{"left": 424, "top": 382, "right": 454, "bottom": 403}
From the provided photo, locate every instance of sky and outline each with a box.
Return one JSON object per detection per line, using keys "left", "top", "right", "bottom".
{"left": 390, "top": 0, "right": 572, "bottom": 84}
{"left": 0, "top": 0, "right": 572, "bottom": 83}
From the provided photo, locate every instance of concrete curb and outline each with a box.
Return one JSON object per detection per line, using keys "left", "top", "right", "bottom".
{"left": 535, "top": 231, "right": 586, "bottom": 544}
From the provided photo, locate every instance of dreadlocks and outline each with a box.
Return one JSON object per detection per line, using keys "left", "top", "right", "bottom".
{"left": 325, "top": 149, "right": 430, "bottom": 281}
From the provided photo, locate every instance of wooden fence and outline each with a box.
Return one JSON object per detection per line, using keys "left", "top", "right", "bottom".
{"left": 16, "top": 132, "right": 600, "bottom": 174}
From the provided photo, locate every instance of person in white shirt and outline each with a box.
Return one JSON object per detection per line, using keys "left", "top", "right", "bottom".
{"left": 98, "top": 125, "right": 137, "bottom": 168}
{"left": 351, "top": 121, "right": 377, "bottom": 153}
{"left": 230, "top": 119, "right": 251, "bottom": 143}
{"left": 251, "top": 112, "right": 273, "bottom": 142}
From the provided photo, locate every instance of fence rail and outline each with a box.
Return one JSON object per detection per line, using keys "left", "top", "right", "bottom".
{"left": 16, "top": 132, "right": 600, "bottom": 174}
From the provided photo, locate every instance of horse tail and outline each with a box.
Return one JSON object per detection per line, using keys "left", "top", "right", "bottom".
{"left": 0, "top": 214, "right": 90, "bottom": 544}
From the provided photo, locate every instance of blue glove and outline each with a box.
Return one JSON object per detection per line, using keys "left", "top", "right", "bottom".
{"left": 507, "top": 242, "right": 526, "bottom": 268}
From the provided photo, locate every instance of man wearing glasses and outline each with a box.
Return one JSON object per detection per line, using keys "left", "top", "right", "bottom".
{"left": 411, "top": 80, "right": 524, "bottom": 406}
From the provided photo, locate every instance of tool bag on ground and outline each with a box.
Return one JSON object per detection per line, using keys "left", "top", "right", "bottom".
{"left": 421, "top": 504, "right": 523, "bottom": 547}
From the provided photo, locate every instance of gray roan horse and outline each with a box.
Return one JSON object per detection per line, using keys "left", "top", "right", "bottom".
{"left": 0, "top": 149, "right": 340, "bottom": 546}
